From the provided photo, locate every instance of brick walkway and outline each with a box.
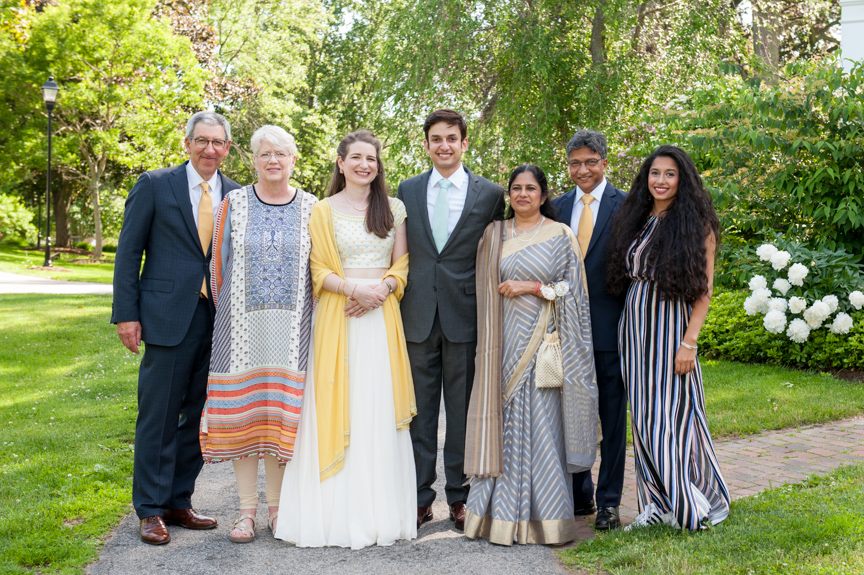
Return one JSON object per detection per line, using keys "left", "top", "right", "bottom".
{"left": 570, "top": 416, "right": 864, "bottom": 540}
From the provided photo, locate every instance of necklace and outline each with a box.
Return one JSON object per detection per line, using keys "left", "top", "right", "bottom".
{"left": 514, "top": 216, "right": 544, "bottom": 235}
{"left": 510, "top": 216, "right": 545, "bottom": 244}
{"left": 343, "top": 192, "right": 368, "bottom": 212}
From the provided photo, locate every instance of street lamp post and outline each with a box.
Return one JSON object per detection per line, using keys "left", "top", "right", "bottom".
{"left": 41, "top": 76, "right": 60, "bottom": 267}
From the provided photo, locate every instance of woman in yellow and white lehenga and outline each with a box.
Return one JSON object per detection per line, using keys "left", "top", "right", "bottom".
{"left": 275, "top": 130, "right": 417, "bottom": 549}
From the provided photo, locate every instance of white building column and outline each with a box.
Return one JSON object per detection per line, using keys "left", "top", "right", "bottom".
{"left": 841, "top": 0, "right": 864, "bottom": 70}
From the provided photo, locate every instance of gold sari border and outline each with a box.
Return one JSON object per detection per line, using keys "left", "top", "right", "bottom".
{"left": 463, "top": 509, "right": 578, "bottom": 546}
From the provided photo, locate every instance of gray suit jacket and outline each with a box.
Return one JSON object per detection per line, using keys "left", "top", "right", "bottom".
{"left": 397, "top": 167, "right": 505, "bottom": 343}
{"left": 111, "top": 161, "right": 241, "bottom": 346}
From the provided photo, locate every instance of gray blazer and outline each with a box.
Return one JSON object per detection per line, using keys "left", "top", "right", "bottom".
{"left": 111, "top": 161, "right": 241, "bottom": 346}
{"left": 397, "top": 167, "right": 505, "bottom": 344}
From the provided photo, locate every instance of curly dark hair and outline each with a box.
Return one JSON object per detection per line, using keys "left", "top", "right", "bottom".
{"left": 504, "top": 164, "right": 558, "bottom": 220}
{"left": 606, "top": 145, "right": 720, "bottom": 303}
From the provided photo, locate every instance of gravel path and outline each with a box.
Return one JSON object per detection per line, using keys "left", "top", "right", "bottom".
{"left": 87, "top": 414, "right": 864, "bottom": 574}
{"left": 0, "top": 270, "right": 112, "bottom": 294}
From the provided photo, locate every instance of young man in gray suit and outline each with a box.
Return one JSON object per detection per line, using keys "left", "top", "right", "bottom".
{"left": 112, "top": 111, "right": 240, "bottom": 545}
{"left": 551, "top": 130, "right": 627, "bottom": 531}
{"left": 397, "top": 109, "right": 505, "bottom": 531}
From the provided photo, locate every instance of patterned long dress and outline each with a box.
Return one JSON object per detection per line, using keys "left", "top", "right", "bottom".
{"left": 620, "top": 215, "right": 730, "bottom": 531}
{"left": 199, "top": 185, "right": 317, "bottom": 464}
{"left": 465, "top": 223, "right": 597, "bottom": 546}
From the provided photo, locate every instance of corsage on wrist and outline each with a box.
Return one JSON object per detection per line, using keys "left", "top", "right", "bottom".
{"left": 539, "top": 280, "right": 570, "bottom": 301}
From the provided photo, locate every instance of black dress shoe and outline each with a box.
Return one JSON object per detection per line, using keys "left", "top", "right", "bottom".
{"left": 574, "top": 503, "right": 596, "bottom": 516}
{"left": 594, "top": 506, "right": 621, "bottom": 530}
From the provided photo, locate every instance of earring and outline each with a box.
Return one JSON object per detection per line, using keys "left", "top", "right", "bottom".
{"left": 340, "top": 168, "right": 344, "bottom": 174}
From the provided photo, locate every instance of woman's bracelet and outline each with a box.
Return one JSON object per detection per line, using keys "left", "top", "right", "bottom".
{"left": 338, "top": 280, "right": 346, "bottom": 296}
{"left": 680, "top": 341, "right": 698, "bottom": 351}
{"left": 534, "top": 282, "right": 541, "bottom": 296}
{"left": 350, "top": 283, "right": 357, "bottom": 299}
{"left": 383, "top": 279, "right": 395, "bottom": 294}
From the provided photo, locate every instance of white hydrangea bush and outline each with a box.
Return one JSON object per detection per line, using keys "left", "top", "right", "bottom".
{"left": 745, "top": 243, "right": 861, "bottom": 343}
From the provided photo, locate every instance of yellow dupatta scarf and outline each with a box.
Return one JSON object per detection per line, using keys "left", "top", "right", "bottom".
{"left": 308, "top": 200, "right": 416, "bottom": 481}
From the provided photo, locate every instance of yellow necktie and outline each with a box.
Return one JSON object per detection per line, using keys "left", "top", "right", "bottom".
{"left": 198, "top": 181, "right": 213, "bottom": 297}
{"left": 577, "top": 194, "right": 595, "bottom": 257}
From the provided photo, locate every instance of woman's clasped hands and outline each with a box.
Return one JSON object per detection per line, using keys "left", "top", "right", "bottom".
{"left": 344, "top": 281, "right": 389, "bottom": 317}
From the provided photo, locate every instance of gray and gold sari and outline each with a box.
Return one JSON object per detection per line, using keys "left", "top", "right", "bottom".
{"left": 464, "top": 221, "right": 598, "bottom": 546}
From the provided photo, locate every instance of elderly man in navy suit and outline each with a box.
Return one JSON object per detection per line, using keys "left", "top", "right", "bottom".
{"left": 112, "top": 111, "right": 241, "bottom": 545}
{"left": 551, "top": 130, "right": 627, "bottom": 531}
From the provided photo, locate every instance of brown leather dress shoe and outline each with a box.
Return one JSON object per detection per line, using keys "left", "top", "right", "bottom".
{"left": 417, "top": 506, "right": 433, "bottom": 528}
{"left": 449, "top": 501, "right": 466, "bottom": 531}
{"left": 164, "top": 508, "right": 218, "bottom": 530}
{"left": 140, "top": 516, "right": 170, "bottom": 545}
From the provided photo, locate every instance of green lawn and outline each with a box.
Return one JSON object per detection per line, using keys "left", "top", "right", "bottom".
{"left": 701, "top": 359, "right": 864, "bottom": 438}
{"left": 0, "top": 243, "right": 115, "bottom": 284}
{"left": 560, "top": 465, "right": 864, "bottom": 574}
{"left": 0, "top": 295, "right": 137, "bottom": 574}
{"left": 0, "top": 295, "right": 862, "bottom": 573}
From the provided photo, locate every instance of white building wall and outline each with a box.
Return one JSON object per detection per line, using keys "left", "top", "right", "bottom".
{"left": 841, "top": 0, "right": 864, "bottom": 70}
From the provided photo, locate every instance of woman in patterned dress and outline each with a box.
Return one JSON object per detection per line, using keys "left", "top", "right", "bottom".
{"left": 463, "top": 165, "right": 598, "bottom": 546}
{"left": 275, "top": 130, "right": 417, "bottom": 549}
{"left": 606, "top": 145, "right": 730, "bottom": 532}
{"left": 200, "top": 125, "right": 317, "bottom": 543}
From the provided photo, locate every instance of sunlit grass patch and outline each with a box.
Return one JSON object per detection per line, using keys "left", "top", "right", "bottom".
{"left": 0, "top": 295, "right": 139, "bottom": 574}
{"left": 559, "top": 465, "right": 864, "bottom": 575}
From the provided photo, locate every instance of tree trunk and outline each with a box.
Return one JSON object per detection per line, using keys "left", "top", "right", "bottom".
{"left": 752, "top": 0, "right": 780, "bottom": 76}
{"left": 52, "top": 171, "right": 72, "bottom": 248}
{"left": 83, "top": 152, "right": 108, "bottom": 259}
{"left": 590, "top": 1, "right": 607, "bottom": 66}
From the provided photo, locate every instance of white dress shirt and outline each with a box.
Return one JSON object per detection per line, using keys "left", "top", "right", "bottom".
{"left": 569, "top": 178, "right": 608, "bottom": 231}
{"left": 427, "top": 164, "right": 469, "bottom": 235}
{"left": 186, "top": 162, "right": 223, "bottom": 228}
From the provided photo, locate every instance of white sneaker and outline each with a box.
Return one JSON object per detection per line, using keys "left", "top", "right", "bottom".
{"left": 624, "top": 503, "right": 680, "bottom": 531}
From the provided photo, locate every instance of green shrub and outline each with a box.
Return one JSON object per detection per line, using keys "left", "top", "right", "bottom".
{"left": 702, "top": 289, "right": 864, "bottom": 369}
{"left": 74, "top": 241, "right": 94, "bottom": 251}
{"left": 646, "top": 58, "right": 864, "bottom": 260}
{"left": 0, "top": 195, "right": 37, "bottom": 244}
{"left": 101, "top": 243, "right": 117, "bottom": 253}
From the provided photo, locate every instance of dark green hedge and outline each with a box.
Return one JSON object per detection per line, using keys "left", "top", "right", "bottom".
{"left": 701, "top": 290, "right": 864, "bottom": 369}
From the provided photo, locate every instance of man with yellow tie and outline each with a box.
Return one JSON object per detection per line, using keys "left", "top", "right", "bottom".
{"left": 551, "top": 130, "right": 627, "bottom": 531}
{"left": 112, "top": 112, "right": 240, "bottom": 545}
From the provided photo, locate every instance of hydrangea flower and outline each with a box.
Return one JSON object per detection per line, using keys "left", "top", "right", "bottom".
{"left": 851, "top": 291, "right": 864, "bottom": 311}
{"left": 744, "top": 295, "right": 761, "bottom": 316}
{"left": 803, "top": 301, "right": 831, "bottom": 329}
{"left": 749, "top": 275, "right": 768, "bottom": 291}
{"left": 770, "top": 250, "right": 791, "bottom": 271}
{"left": 773, "top": 278, "right": 791, "bottom": 295}
{"left": 768, "top": 298, "right": 788, "bottom": 313}
{"left": 763, "top": 310, "right": 787, "bottom": 334}
{"left": 786, "top": 318, "right": 811, "bottom": 343}
{"left": 821, "top": 295, "right": 839, "bottom": 314}
{"left": 788, "top": 263, "right": 809, "bottom": 287}
{"left": 829, "top": 312, "right": 854, "bottom": 335}
{"left": 756, "top": 244, "right": 778, "bottom": 262}
{"left": 788, "top": 297, "right": 807, "bottom": 314}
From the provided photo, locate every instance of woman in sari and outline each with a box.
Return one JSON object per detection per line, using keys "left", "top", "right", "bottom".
{"left": 200, "top": 125, "right": 317, "bottom": 543}
{"left": 464, "top": 164, "right": 598, "bottom": 546}
{"left": 275, "top": 130, "right": 417, "bottom": 549}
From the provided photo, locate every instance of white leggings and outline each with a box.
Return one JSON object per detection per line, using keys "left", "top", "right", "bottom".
{"left": 232, "top": 454, "right": 284, "bottom": 509}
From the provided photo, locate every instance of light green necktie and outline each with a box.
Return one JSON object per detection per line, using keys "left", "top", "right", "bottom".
{"left": 432, "top": 178, "right": 452, "bottom": 252}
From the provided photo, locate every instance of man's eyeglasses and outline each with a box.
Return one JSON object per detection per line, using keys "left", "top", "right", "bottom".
{"left": 568, "top": 158, "right": 603, "bottom": 169}
{"left": 192, "top": 138, "right": 228, "bottom": 150}
{"left": 257, "top": 152, "right": 290, "bottom": 162}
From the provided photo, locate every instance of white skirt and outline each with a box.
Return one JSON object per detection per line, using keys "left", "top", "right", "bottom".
{"left": 275, "top": 278, "right": 417, "bottom": 549}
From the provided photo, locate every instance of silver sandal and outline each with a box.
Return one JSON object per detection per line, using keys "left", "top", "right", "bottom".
{"left": 229, "top": 514, "right": 256, "bottom": 543}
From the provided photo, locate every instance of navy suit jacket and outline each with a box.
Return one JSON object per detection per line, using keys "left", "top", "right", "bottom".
{"left": 551, "top": 183, "right": 627, "bottom": 352}
{"left": 111, "top": 161, "right": 241, "bottom": 347}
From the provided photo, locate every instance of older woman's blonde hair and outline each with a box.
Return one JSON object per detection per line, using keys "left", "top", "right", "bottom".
{"left": 250, "top": 125, "right": 298, "bottom": 157}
